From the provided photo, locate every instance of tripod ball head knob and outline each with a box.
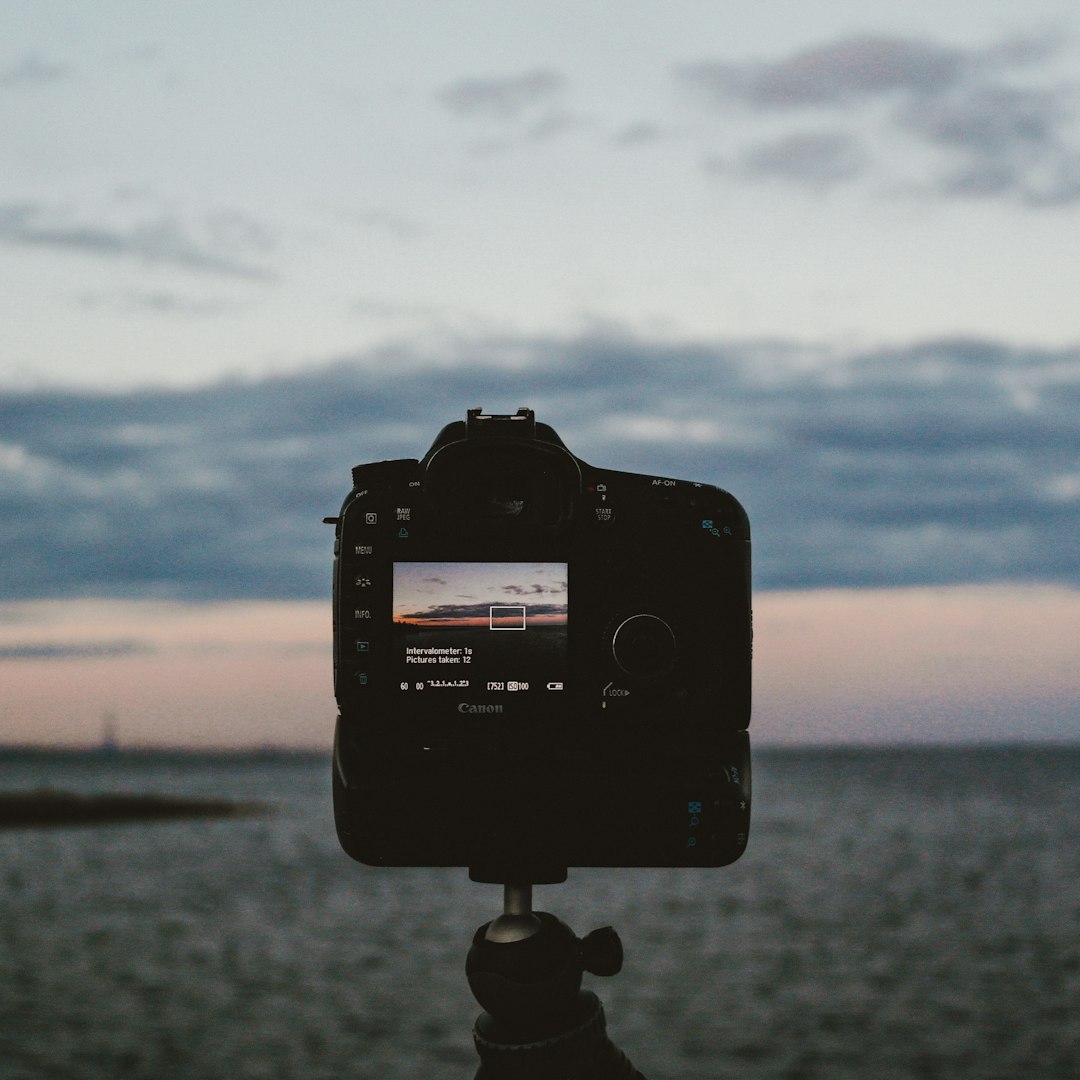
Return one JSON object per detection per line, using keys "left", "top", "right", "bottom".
{"left": 580, "top": 926, "right": 624, "bottom": 977}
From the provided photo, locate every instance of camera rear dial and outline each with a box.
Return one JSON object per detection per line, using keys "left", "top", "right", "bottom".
{"left": 610, "top": 613, "right": 677, "bottom": 679}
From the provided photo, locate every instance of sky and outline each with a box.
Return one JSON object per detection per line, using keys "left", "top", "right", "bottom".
{"left": 393, "top": 563, "right": 569, "bottom": 627}
{"left": 1, "top": 1, "right": 1078, "bottom": 748}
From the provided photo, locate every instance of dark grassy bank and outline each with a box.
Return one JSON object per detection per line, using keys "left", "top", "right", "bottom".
{"left": 0, "top": 790, "right": 269, "bottom": 828}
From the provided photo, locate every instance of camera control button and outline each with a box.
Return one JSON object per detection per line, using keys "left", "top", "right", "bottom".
{"left": 611, "top": 615, "right": 677, "bottom": 677}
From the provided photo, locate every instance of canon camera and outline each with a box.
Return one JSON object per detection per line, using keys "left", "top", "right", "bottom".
{"left": 326, "top": 408, "right": 752, "bottom": 883}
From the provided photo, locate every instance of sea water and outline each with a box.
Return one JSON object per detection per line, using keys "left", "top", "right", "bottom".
{"left": 1, "top": 746, "right": 1077, "bottom": 1079}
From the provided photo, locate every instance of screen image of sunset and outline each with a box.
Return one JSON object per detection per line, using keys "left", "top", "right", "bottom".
{"left": 393, "top": 562, "right": 569, "bottom": 693}
{"left": 393, "top": 562, "right": 568, "bottom": 629}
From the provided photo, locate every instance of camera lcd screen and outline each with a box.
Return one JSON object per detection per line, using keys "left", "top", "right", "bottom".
{"left": 392, "top": 562, "right": 568, "bottom": 697}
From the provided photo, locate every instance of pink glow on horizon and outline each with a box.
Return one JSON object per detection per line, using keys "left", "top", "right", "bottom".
{"left": 396, "top": 613, "right": 568, "bottom": 629}
{"left": 753, "top": 585, "right": 1080, "bottom": 744}
{"left": 0, "top": 600, "right": 330, "bottom": 750}
{"left": 1, "top": 586, "right": 1077, "bottom": 748}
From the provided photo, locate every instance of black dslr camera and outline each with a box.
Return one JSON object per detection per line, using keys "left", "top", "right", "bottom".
{"left": 327, "top": 409, "right": 751, "bottom": 883}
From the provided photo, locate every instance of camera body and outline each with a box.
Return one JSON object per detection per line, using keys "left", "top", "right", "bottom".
{"left": 328, "top": 409, "right": 751, "bottom": 883}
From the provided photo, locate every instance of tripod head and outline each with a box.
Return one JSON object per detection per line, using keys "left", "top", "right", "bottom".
{"left": 466, "top": 884, "right": 646, "bottom": 1079}
{"left": 468, "top": 885, "right": 623, "bottom": 1031}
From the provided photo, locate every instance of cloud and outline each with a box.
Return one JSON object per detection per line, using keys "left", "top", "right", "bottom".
{"left": 0, "top": 53, "right": 72, "bottom": 88}
{"left": 612, "top": 121, "right": 668, "bottom": 147}
{"left": 678, "top": 32, "right": 1080, "bottom": 205}
{"left": 896, "top": 82, "right": 1080, "bottom": 206}
{"left": 397, "top": 602, "right": 494, "bottom": 624}
{"left": 437, "top": 69, "right": 581, "bottom": 154}
{"left": 716, "top": 131, "right": 869, "bottom": 187}
{"left": 679, "top": 36, "right": 965, "bottom": 109}
{"left": 502, "top": 583, "right": 567, "bottom": 597}
{"left": 0, "top": 202, "right": 276, "bottom": 280}
{"left": 0, "top": 640, "right": 148, "bottom": 661}
{"left": 438, "top": 69, "right": 566, "bottom": 119}
{"left": 398, "top": 601, "right": 566, "bottom": 624}
{"left": 0, "top": 331, "right": 1076, "bottom": 600}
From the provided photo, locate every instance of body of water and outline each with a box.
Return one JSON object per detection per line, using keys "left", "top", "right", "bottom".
{"left": 1, "top": 745, "right": 1077, "bottom": 1079}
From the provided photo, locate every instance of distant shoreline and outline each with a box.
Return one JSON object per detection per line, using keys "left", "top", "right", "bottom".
{"left": 0, "top": 746, "right": 301, "bottom": 828}
{"left": 2, "top": 742, "right": 1077, "bottom": 761}
{"left": 0, "top": 790, "right": 269, "bottom": 829}
{"left": 0, "top": 745, "right": 330, "bottom": 763}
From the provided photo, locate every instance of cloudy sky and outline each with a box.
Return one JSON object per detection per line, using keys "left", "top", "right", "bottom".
{"left": 2, "top": 1, "right": 1078, "bottom": 748}
{"left": 393, "top": 563, "right": 569, "bottom": 627}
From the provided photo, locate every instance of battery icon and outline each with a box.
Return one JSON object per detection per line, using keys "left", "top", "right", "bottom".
{"left": 546, "top": 682, "right": 564, "bottom": 691}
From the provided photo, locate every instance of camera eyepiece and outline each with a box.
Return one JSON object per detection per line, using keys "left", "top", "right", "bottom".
{"left": 422, "top": 409, "right": 579, "bottom": 535}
